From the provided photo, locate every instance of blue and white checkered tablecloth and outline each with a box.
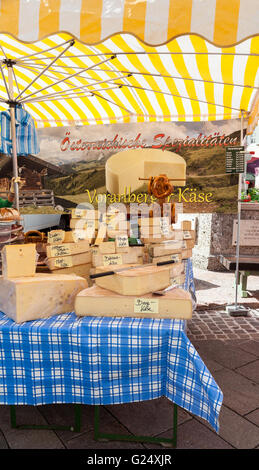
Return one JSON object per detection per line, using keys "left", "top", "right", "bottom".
{"left": 0, "top": 259, "right": 223, "bottom": 432}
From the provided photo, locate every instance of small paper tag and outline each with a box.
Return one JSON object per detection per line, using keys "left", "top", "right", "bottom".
{"left": 48, "top": 230, "right": 65, "bottom": 244}
{"left": 134, "top": 298, "right": 159, "bottom": 314}
{"left": 54, "top": 256, "right": 73, "bottom": 268}
{"left": 72, "top": 208, "right": 86, "bottom": 218}
{"left": 183, "top": 231, "right": 192, "bottom": 239}
{"left": 115, "top": 234, "right": 129, "bottom": 248}
{"left": 49, "top": 244, "right": 71, "bottom": 257}
{"left": 160, "top": 217, "right": 170, "bottom": 235}
{"left": 103, "top": 254, "right": 123, "bottom": 266}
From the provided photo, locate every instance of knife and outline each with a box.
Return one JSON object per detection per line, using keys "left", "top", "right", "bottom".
{"left": 90, "top": 259, "right": 176, "bottom": 279}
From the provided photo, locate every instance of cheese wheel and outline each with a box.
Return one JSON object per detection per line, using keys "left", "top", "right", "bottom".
{"left": 105, "top": 148, "right": 186, "bottom": 194}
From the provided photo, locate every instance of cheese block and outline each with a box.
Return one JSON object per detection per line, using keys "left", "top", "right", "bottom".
{"left": 168, "top": 262, "right": 184, "bottom": 278}
{"left": 1, "top": 244, "right": 37, "bottom": 279}
{"left": 0, "top": 273, "right": 87, "bottom": 323}
{"left": 170, "top": 274, "right": 186, "bottom": 286}
{"left": 148, "top": 240, "right": 183, "bottom": 257}
{"left": 46, "top": 240, "right": 90, "bottom": 258}
{"left": 182, "top": 239, "right": 195, "bottom": 250}
{"left": 63, "top": 231, "right": 78, "bottom": 243}
{"left": 94, "top": 264, "right": 171, "bottom": 295}
{"left": 92, "top": 250, "right": 139, "bottom": 268}
{"left": 142, "top": 231, "right": 184, "bottom": 244}
{"left": 47, "top": 230, "right": 65, "bottom": 244}
{"left": 70, "top": 218, "right": 100, "bottom": 230}
{"left": 116, "top": 245, "right": 144, "bottom": 256}
{"left": 182, "top": 249, "right": 192, "bottom": 259}
{"left": 181, "top": 220, "right": 192, "bottom": 230}
{"left": 47, "top": 251, "right": 92, "bottom": 271}
{"left": 106, "top": 148, "right": 186, "bottom": 194}
{"left": 98, "top": 241, "right": 116, "bottom": 254}
{"left": 75, "top": 285, "right": 192, "bottom": 319}
{"left": 71, "top": 208, "right": 98, "bottom": 219}
{"left": 140, "top": 226, "right": 174, "bottom": 237}
{"left": 106, "top": 229, "right": 128, "bottom": 238}
{"left": 151, "top": 253, "right": 182, "bottom": 264}
{"left": 52, "top": 262, "right": 92, "bottom": 280}
{"left": 138, "top": 217, "right": 171, "bottom": 227}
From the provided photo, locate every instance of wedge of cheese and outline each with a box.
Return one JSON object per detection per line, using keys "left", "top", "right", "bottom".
{"left": 0, "top": 273, "right": 88, "bottom": 323}
{"left": 94, "top": 264, "right": 171, "bottom": 295}
{"left": 1, "top": 244, "right": 37, "bottom": 278}
{"left": 46, "top": 240, "right": 90, "bottom": 258}
{"left": 106, "top": 148, "right": 186, "bottom": 194}
{"left": 47, "top": 251, "right": 92, "bottom": 271}
{"left": 75, "top": 285, "right": 192, "bottom": 319}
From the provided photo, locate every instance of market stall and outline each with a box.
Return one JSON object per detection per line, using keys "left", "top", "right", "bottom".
{"left": 0, "top": 0, "right": 258, "bottom": 446}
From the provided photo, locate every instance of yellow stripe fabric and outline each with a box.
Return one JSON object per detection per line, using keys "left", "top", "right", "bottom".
{"left": 214, "top": 0, "right": 240, "bottom": 46}
{"left": 0, "top": 0, "right": 257, "bottom": 46}
{"left": 0, "top": 32, "right": 257, "bottom": 129}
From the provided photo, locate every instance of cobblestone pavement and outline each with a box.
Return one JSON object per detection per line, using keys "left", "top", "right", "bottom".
{"left": 187, "top": 309, "right": 259, "bottom": 342}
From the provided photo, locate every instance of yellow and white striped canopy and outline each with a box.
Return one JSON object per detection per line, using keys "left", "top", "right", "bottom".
{"left": 0, "top": 2, "right": 258, "bottom": 133}
{"left": 2, "top": 0, "right": 259, "bottom": 48}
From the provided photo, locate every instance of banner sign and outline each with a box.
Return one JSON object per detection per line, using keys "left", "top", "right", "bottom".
{"left": 0, "top": 119, "right": 242, "bottom": 215}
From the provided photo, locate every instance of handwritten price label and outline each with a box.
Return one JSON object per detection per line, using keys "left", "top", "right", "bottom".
{"left": 54, "top": 256, "right": 73, "bottom": 268}
{"left": 49, "top": 244, "right": 71, "bottom": 257}
{"left": 115, "top": 234, "right": 129, "bottom": 248}
{"left": 48, "top": 230, "right": 65, "bottom": 244}
{"left": 103, "top": 254, "right": 123, "bottom": 266}
{"left": 134, "top": 298, "right": 159, "bottom": 314}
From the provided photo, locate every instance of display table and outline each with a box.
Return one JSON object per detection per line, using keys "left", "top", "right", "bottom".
{"left": 0, "top": 259, "right": 223, "bottom": 445}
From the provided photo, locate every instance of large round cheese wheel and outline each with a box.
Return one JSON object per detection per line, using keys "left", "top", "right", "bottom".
{"left": 105, "top": 148, "right": 186, "bottom": 194}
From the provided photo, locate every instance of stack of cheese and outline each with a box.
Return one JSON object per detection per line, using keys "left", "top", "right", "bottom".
{"left": 91, "top": 237, "right": 144, "bottom": 274}
{"left": 104, "top": 211, "right": 139, "bottom": 241}
{"left": 75, "top": 261, "right": 193, "bottom": 320}
{"left": 45, "top": 229, "right": 92, "bottom": 282}
{"left": 140, "top": 218, "right": 195, "bottom": 286}
{"left": 70, "top": 208, "right": 101, "bottom": 244}
{"left": 0, "top": 243, "right": 87, "bottom": 323}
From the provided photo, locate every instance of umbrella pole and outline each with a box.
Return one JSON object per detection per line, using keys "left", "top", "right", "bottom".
{"left": 7, "top": 64, "right": 19, "bottom": 210}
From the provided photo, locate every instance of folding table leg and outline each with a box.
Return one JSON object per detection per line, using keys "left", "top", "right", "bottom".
{"left": 94, "top": 403, "right": 178, "bottom": 448}
{"left": 9, "top": 404, "right": 82, "bottom": 432}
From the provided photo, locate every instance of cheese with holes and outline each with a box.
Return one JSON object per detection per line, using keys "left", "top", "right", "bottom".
{"left": 46, "top": 240, "right": 90, "bottom": 258}
{"left": 94, "top": 264, "right": 171, "bottom": 295}
{"left": 0, "top": 273, "right": 88, "bottom": 323}
{"left": 1, "top": 244, "right": 37, "bottom": 278}
{"left": 47, "top": 251, "right": 92, "bottom": 270}
{"left": 106, "top": 148, "right": 186, "bottom": 194}
{"left": 75, "top": 285, "right": 192, "bottom": 319}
